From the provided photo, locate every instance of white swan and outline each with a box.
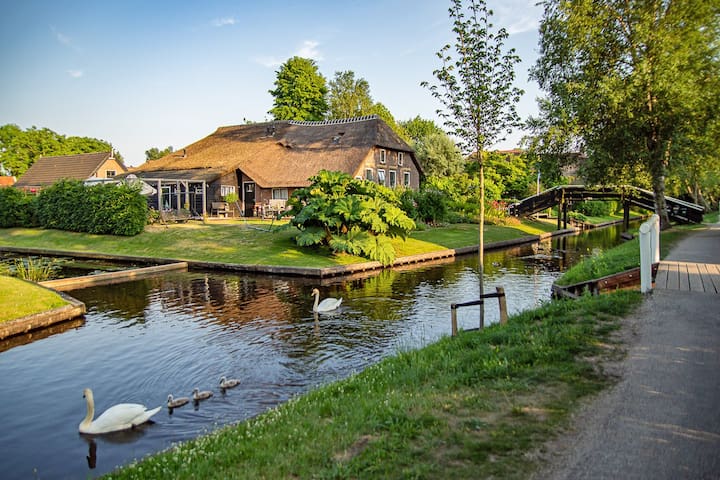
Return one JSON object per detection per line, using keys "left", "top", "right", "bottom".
{"left": 311, "top": 288, "right": 342, "bottom": 313}
{"left": 219, "top": 376, "right": 240, "bottom": 390}
{"left": 192, "top": 388, "right": 213, "bottom": 402}
{"left": 79, "top": 388, "right": 161, "bottom": 434}
{"left": 167, "top": 394, "right": 190, "bottom": 409}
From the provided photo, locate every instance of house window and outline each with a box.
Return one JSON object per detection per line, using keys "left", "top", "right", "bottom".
{"left": 379, "top": 149, "right": 386, "bottom": 164}
{"left": 389, "top": 170, "right": 397, "bottom": 188}
{"left": 272, "top": 188, "right": 288, "bottom": 200}
{"left": 377, "top": 169, "right": 386, "bottom": 185}
{"left": 221, "top": 185, "right": 236, "bottom": 197}
{"left": 403, "top": 172, "right": 411, "bottom": 187}
{"left": 398, "top": 152, "right": 404, "bottom": 166}
{"left": 105, "top": 170, "right": 116, "bottom": 178}
{"left": 365, "top": 168, "right": 374, "bottom": 181}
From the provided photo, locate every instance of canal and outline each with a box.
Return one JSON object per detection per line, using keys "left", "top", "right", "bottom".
{"left": 0, "top": 223, "right": 631, "bottom": 478}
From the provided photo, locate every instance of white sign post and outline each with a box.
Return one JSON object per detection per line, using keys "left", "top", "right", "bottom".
{"left": 639, "top": 214, "right": 660, "bottom": 293}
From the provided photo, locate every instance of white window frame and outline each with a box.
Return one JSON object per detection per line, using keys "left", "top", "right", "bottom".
{"left": 377, "top": 169, "right": 386, "bottom": 185}
{"left": 221, "top": 185, "right": 236, "bottom": 197}
{"left": 403, "top": 171, "right": 411, "bottom": 187}
{"left": 397, "top": 152, "right": 404, "bottom": 166}
{"left": 365, "top": 168, "right": 374, "bottom": 181}
{"left": 389, "top": 170, "right": 397, "bottom": 188}
{"left": 379, "top": 149, "right": 386, "bottom": 164}
{"left": 272, "top": 188, "right": 288, "bottom": 200}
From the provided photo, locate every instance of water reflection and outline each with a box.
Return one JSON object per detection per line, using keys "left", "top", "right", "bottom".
{"left": 0, "top": 223, "right": 636, "bottom": 478}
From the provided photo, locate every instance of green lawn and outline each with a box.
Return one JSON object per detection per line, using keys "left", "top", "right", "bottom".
{"left": 0, "top": 219, "right": 557, "bottom": 268}
{"left": 0, "top": 276, "right": 68, "bottom": 323}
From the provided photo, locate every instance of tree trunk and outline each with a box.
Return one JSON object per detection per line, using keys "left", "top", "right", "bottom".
{"left": 478, "top": 150, "right": 485, "bottom": 328}
{"left": 649, "top": 146, "right": 671, "bottom": 229}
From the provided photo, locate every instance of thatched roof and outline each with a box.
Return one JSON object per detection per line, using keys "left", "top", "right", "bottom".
{"left": 15, "top": 152, "right": 123, "bottom": 188}
{"left": 128, "top": 116, "right": 417, "bottom": 188}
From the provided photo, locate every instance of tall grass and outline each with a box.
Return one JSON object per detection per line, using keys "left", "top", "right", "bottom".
{"left": 12, "top": 257, "right": 58, "bottom": 282}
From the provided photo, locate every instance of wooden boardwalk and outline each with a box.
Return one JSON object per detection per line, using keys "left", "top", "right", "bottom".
{"left": 655, "top": 260, "right": 720, "bottom": 294}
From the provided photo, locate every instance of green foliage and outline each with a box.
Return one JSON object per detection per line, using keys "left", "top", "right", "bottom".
{"left": 413, "top": 131, "right": 465, "bottom": 178}
{"left": 288, "top": 170, "right": 415, "bottom": 265}
{"left": 0, "top": 124, "right": 119, "bottom": 177}
{"left": 327, "top": 70, "right": 374, "bottom": 119}
{"left": 36, "top": 179, "right": 147, "bottom": 236}
{"left": 531, "top": 0, "right": 720, "bottom": 227}
{"left": 145, "top": 146, "right": 174, "bottom": 161}
{"left": 572, "top": 201, "right": 618, "bottom": 218}
{"left": 268, "top": 57, "right": 328, "bottom": 121}
{"left": 422, "top": 0, "right": 522, "bottom": 156}
{"left": 0, "top": 187, "right": 38, "bottom": 227}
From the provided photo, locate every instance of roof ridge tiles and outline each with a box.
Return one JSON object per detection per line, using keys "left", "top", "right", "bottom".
{"left": 288, "top": 115, "right": 379, "bottom": 127}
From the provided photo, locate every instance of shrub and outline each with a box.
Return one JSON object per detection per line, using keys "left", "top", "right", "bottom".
{"left": 288, "top": 170, "right": 415, "bottom": 266}
{"left": 37, "top": 179, "right": 147, "bottom": 235}
{"left": 0, "top": 188, "right": 38, "bottom": 227}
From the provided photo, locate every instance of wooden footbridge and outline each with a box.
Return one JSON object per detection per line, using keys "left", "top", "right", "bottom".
{"left": 509, "top": 185, "right": 704, "bottom": 229}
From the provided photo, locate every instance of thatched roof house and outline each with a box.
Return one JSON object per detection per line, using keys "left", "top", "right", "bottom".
{"left": 14, "top": 151, "right": 126, "bottom": 193}
{"left": 127, "top": 116, "right": 421, "bottom": 217}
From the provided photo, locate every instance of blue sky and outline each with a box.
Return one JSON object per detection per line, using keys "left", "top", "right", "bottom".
{"left": 0, "top": 0, "right": 544, "bottom": 166}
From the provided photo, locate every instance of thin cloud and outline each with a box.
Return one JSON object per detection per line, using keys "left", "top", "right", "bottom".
{"left": 506, "top": 16, "right": 539, "bottom": 35}
{"left": 212, "top": 17, "right": 236, "bottom": 27}
{"left": 296, "top": 40, "right": 322, "bottom": 61}
{"left": 254, "top": 40, "right": 324, "bottom": 69}
{"left": 253, "top": 55, "right": 283, "bottom": 68}
{"left": 67, "top": 69, "right": 84, "bottom": 78}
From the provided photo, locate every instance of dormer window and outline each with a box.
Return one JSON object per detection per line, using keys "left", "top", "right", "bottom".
{"left": 379, "top": 149, "right": 386, "bottom": 164}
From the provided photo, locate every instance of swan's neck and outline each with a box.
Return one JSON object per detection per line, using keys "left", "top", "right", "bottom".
{"left": 80, "top": 391, "right": 95, "bottom": 429}
{"left": 313, "top": 292, "right": 319, "bottom": 311}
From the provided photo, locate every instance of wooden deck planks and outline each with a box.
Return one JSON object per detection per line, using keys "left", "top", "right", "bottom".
{"left": 656, "top": 261, "right": 720, "bottom": 294}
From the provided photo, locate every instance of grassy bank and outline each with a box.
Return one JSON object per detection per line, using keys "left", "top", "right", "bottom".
{"left": 0, "top": 276, "right": 68, "bottom": 322}
{"left": 107, "top": 290, "right": 641, "bottom": 479}
{"left": 556, "top": 218, "right": 712, "bottom": 286}
{"left": 0, "top": 219, "right": 556, "bottom": 267}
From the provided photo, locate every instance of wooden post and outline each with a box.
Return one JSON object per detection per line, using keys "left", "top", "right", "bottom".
{"left": 623, "top": 201, "right": 630, "bottom": 231}
{"left": 496, "top": 286, "right": 507, "bottom": 324}
{"left": 451, "top": 304, "right": 458, "bottom": 337}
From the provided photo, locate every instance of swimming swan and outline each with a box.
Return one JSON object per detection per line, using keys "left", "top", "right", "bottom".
{"left": 79, "top": 388, "right": 161, "bottom": 434}
{"left": 311, "top": 288, "right": 342, "bottom": 313}
{"left": 219, "top": 376, "right": 240, "bottom": 390}
{"left": 192, "top": 388, "right": 213, "bottom": 402}
{"left": 167, "top": 394, "right": 190, "bottom": 409}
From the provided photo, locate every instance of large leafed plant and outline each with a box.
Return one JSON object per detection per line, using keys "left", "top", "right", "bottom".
{"left": 287, "top": 170, "right": 415, "bottom": 266}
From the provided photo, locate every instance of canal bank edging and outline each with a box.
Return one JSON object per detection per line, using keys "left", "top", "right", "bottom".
{"left": 1, "top": 228, "right": 579, "bottom": 279}
{"left": 0, "top": 287, "right": 85, "bottom": 340}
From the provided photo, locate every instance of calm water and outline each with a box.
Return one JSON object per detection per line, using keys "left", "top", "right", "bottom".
{"left": 0, "top": 224, "right": 630, "bottom": 479}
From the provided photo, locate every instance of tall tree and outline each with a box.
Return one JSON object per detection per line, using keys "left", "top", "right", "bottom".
{"left": 400, "top": 116, "right": 445, "bottom": 144}
{"left": 268, "top": 57, "right": 328, "bottom": 121}
{"left": 0, "top": 124, "right": 118, "bottom": 176}
{"left": 145, "top": 146, "right": 174, "bottom": 161}
{"left": 531, "top": 0, "right": 720, "bottom": 228}
{"left": 414, "top": 132, "right": 465, "bottom": 178}
{"left": 422, "top": 0, "right": 522, "bottom": 326}
{"left": 327, "top": 70, "right": 374, "bottom": 119}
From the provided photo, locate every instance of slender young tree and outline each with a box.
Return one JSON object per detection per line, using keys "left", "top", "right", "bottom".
{"left": 423, "top": 0, "right": 522, "bottom": 327}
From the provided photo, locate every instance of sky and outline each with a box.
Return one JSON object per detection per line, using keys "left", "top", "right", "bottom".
{"left": 0, "top": 0, "right": 544, "bottom": 167}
